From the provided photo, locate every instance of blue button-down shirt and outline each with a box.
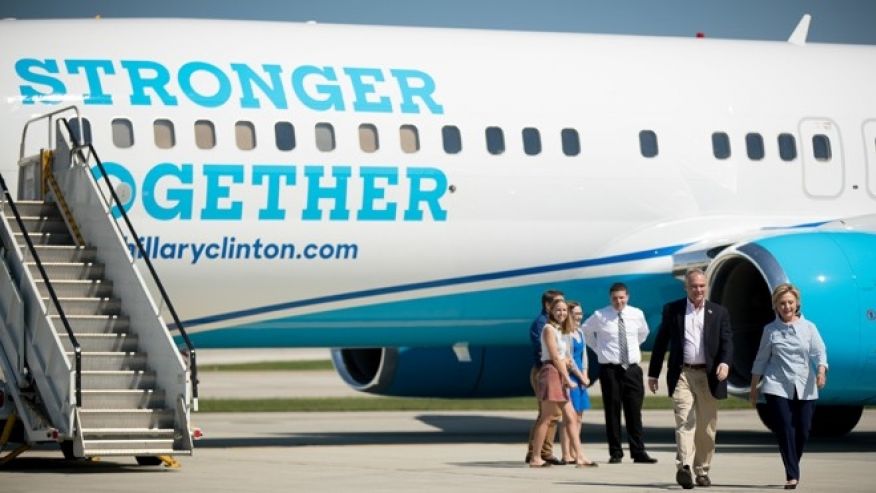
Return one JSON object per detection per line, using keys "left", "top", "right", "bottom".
{"left": 751, "top": 316, "right": 828, "bottom": 400}
{"left": 530, "top": 311, "right": 548, "bottom": 367}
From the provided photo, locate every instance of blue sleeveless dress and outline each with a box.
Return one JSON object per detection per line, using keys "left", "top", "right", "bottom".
{"left": 568, "top": 328, "right": 591, "bottom": 412}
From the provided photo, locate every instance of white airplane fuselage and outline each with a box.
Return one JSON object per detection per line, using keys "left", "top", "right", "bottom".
{"left": 2, "top": 19, "right": 876, "bottom": 408}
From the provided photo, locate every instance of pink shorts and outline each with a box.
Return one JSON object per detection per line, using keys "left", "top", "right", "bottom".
{"left": 537, "top": 364, "right": 568, "bottom": 402}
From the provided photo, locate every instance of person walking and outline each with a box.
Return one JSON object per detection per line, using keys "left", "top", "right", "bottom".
{"left": 648, "top": 269, "right": 733, "bottom": 489}
{"left": 749, "top": 283, "right": 827, "bottom": 490}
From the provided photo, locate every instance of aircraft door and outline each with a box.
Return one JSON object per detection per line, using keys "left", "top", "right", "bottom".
{"left": 864, "top": 120, "right": 876, "bottom": 199}
{"left": 799, "top": 118, "right": 844, "bottom": 198}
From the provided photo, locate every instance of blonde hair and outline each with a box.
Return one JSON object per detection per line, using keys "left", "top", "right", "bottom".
{"left": 547, "top": 298, "right": 575, "bottom": 335}
{"left": 771, "top": 283, "right": 801, "bottom": 316}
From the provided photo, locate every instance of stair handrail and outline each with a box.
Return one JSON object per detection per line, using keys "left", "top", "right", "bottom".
{"left": 0, "top": 172, "right": 81, "bottom": 407}
{"left": 58, "top": 118, "right": 199, "bottom": 406}
{"left": 19, "top": 106, "right": 82, "bottom": 161}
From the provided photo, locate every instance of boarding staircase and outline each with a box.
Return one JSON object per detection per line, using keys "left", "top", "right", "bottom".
{"left": 0, "top": 107, "right": 198, "bottom": 465}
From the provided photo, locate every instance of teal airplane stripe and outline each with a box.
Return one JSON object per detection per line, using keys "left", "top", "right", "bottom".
{"left": 179, "top": 242, "right": 688, "bottom": 328}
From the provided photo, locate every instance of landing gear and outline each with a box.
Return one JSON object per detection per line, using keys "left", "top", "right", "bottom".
{"left": 755, "top": 403, "right": 862, "bottom": 437}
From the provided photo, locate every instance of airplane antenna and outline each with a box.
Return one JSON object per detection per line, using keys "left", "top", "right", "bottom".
{"left": 788, "top": 14, "right": 811, "bottom": 46}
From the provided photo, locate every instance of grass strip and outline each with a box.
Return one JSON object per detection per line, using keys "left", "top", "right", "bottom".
{"left": 198, "top": 395, "right": 754, "bottom": 413}
{"left": 199, "top": 360, "right": 334, "bottom": 372}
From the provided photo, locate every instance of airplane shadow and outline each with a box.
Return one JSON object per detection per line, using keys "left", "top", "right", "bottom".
{"left": 196, "top": 414, "right": 876, "bottom": 453}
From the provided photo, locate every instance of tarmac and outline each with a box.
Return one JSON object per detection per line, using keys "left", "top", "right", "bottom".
{"left": 2, "top": 349, "right": 875, "bottom": 492}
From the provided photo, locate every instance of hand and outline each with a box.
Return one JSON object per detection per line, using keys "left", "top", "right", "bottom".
{"left": 648, "top": 377, "right": 658, "bottom": 394}
{"left": 582, "top": 375, "right": 590, "bottom": 387}
{"left": 817, "top": 372, "right": 826, "bottom": 389}
{"left": 749, "top": 387, "right": 759, "bottom": 407}
{"left": 716, "top": 363, "right": 729, "bottom": 382}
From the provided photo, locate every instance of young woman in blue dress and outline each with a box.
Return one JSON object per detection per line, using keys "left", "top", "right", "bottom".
{"left": 560, "top": 301, "right": 592, "bottom": 464}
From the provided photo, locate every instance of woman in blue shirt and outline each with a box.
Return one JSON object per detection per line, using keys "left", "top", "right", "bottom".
{"left": 749, "top": 283, "right": 828, "bottom": 490}
{"left": 560, "top": 301, "right": 591, "bottom": 464}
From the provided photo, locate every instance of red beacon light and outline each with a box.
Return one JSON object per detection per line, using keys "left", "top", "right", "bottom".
{"left": 696, "top": 32, "right": 706, "bottom": 38}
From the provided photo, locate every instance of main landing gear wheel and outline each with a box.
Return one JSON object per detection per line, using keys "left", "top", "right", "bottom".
{"left": 135, "top": 455, "right": 164, "bottom": 466}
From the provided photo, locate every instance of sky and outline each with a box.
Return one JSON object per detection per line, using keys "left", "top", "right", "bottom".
{"left": 2, "top": 0, "right": 876, "bottom": 45}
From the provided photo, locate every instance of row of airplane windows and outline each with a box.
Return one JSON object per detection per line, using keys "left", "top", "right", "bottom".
{"left": 68, "top": 117, "right": 833, "bottom": 162}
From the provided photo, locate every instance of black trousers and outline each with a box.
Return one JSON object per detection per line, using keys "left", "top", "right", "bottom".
{"left": 599, "top": 363, "right": 646, "bottom": 458}
{"left": 765, "top": 393, "right": 816, "bottom": 481}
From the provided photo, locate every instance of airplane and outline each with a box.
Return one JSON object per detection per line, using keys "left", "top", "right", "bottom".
{"left": 0, "top": 15, "right": 874, "bottom": 439}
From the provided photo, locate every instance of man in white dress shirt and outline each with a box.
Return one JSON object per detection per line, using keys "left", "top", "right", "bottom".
{"left": 582, "top": 282, "right": 657, "bottom": 464}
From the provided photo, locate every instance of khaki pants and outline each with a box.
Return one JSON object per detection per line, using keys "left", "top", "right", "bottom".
{"left": 526, "top": 365, "right": 562, "bottom": 459}
{"left": 671, "top": 368, "right": 718, "bottom": 477}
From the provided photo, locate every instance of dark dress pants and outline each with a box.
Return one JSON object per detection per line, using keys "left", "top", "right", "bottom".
{"left": 765, "top": 392, "right": 816, "bottom": 481}
{"left": 599, "top": 363, "right": 646, "bottom": 458}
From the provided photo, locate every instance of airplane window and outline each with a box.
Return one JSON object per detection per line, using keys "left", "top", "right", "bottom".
{"left": 561, "top": 128, "right": 580, "bottom": 156}
{"left": 112, "top": 118, "right": 134, "bottom": 148}
{"left": 274, "top": 122, "right": 296, "bottom": 151}
{"left": 486, "top": 126, "right": 505, "bottom": 155}
{"left": 400, "top": 125, "right": 420, "bottom": 153}
{"left": 745, "top": 132, "right": 764, "bottom": 160}
{"left": 711, "top": 132, "right": 730, "bottom": 159}
{"left": 359, "top": 124, "right": 379, "bottom": 153}
{"left": 153, "top": 119, "right": 175, "bottom": 149}
{"left": 639, "top": 130, "right": 658, "bottom": 158}
{"left": 522, "top": 127, "right": 541, "bottom": 156}
{"left": 68, "top": 117, "right": 92, "bottom": 145}
{"left": 195, "top": 120, "right": 216, "bottom": 149}
{"left": 812, "top": 134, "right": 832, "bottom": 161}
{"left": 315, "top": 123, "right": 336, "bottom": 152}
{"left": 778, "top": 133, "right": 797, "bottom": 161}
{"left": 235, "top": 121, "right": 256, "bottom": 150}
{"left": 442, "top": 125, "right": 462, "bottom": 154}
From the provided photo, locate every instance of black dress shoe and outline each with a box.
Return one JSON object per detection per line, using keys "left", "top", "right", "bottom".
{"left": 632, "top": 454, "right": 658, "bottom": 464}
{"left": 696, "top": 475, "right": 711, "bottom": 487}
{"left": 608, "top": 456, "right": 622, "bottom": 464}
{"left": 676, "top": 465, "right": 695, "bottom": 490}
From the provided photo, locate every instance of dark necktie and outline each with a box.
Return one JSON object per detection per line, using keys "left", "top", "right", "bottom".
{"left": 618, "top": 312, "right": 629, "bottom": 366}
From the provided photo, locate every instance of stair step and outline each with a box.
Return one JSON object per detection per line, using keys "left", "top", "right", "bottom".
{"left": 80, "top": 389, "right": 163, "bottom": 409}
{"left": 78, "top": 409, "right": 175, "bottom": 429}
{"left": 81, "top": 370, "right": 155, "bottom": 389}
{"left": 82, "top": 389, "right": 164, "bottom": 409}
{"left": 8, "top": 200, "right": 62, "bottom": 218}
{"left": 26, "top": 261, "right": 104, "bottom": 280}
{"left": 8, "top": 215, "right": 68, "bottom": 234}
{"left": 14, "top": 231, "right": 73, "bottom": 245}
{"left": 80, "top": 448, "right": 190, "bottom": 457}
{"left": 59, "top": 333, "right": 138, "bottom": 352}
{"left": 37, "top": 279, "right": 113, "bottom": 298}
{"left": 81, "top": 428, "right": 175, "bottom": 439}
{"left": 69, "top": 352, "right": 147, "bottom": 371}
{"left": 80, "top": 439, "right": 175, "bottom": 453}
{"left": 52, "top": 314, "right": 130, "bottom": 334}
{"left": 27, "top": 245, "right": 98, "bottom": 263}
{"left": 46, "top": 297, "right": 121, "bottom": 316}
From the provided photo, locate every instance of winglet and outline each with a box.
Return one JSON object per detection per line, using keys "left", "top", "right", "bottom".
{"left": 788, "top": 14, "right": 811, "bottom": 46}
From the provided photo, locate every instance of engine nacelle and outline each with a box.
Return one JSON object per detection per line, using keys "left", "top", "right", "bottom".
{"left": 707, "top": 231, "right": 876, "bottom": 406}
{"left": 331, "top": 345, "right": 534, "bottom": 397}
